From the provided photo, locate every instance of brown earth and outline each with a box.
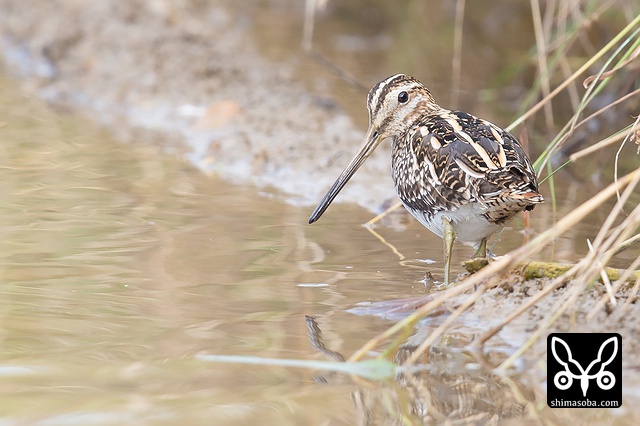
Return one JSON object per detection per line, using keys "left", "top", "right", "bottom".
{"left": 0, "top": 0, "right": 393, "bottom": 208}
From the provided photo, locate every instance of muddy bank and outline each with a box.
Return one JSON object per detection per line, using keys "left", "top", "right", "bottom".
{"left": 1, "top": 0, "right": 635, "bottom": 208}
{"left": 0, "top": 0, "right": 394, "bottom": 209}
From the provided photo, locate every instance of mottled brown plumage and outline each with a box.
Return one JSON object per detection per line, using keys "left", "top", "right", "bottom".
{"left": 309, "top": 74, "right": 543, "bottom": 284}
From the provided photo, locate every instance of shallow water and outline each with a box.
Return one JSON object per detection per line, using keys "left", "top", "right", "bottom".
{"left": 2, "top": 74, "right": 638, "bottom": 424}
{"left": 0, "top": 79, "right": 483, "bottom": 424}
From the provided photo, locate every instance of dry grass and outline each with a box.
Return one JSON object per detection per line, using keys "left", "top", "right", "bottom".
{"left": 335, "top": 0, "right": 640, "bottom": 368}
{"left": 303, "top": 1, "right": 639, "bottom": 394}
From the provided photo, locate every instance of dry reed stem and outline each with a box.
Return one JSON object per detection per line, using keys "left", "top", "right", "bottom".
{"left": 587, "top": 202, "right": 640, "bottom": 317}
{"left": 450, "top": 0, "right": 465, "bottom": 108}
{"left": 476, "top": 266, "right": 578, "bottom": 345}
{"left": 576, "top": 86, "right": 640, "bottom": 130}
{"left": 615, "top": 115, "right": 640, "bottom": 204}
{"left": 531, "top": 0, "right": 555, "bottom": 129}
{"left": 611, "top": 233, "right": 640, "bottom": 256}
{"left": 592, "top": 166, "right": 640, "bottom": 249}
{"left": 364, "top": 202, "right": 403, "bottom": 227}
{"left": 507, "top": 12, "right": 640, "bottom": 134}
{"left": 405, "top": 283, "right": 486, "bottom": 365}
{"left": 569, "top": 123, "right": 637, "bottom": 161}
{"left": 498, "top": 171, "right": 640, "bottom": 370}
{"left": 363, "top": 202, "right": 406, "bottom": 260}
{"left": 350, "top": 168, "right": 639, "bottom": 364}
{"left": 582, "top": 43, "right": 640, "bottom": 87}
{"left": 534, "top": 25, "right": 640, "bottom": 177}
{"left": 364, "top": 226, "right": 406, "bottom": 261}
{"left": 587, "top": 239, "right": 617, "bottom": 307}
{"left": 621, "top": 274, "right": 640, "bottom": 314}
{"left": 310, "top": 0, "right": 640, "bottom": 375}
{"left": 590, "top": 253, "right": 640, "bottom": 318}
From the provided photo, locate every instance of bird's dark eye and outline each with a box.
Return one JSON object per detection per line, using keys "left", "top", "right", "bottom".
{"left": 397, "top": 91, "right": 409, "bottom": 103}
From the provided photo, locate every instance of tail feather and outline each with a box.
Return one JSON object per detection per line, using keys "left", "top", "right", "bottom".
{"left": 483, "top": 190, "right": 544, "bottom": 223}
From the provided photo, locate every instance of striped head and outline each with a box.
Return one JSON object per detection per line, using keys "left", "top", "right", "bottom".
{"left": 366, "top": 74, "right": 439, "bottom": 140}
{"left": 309, "top": 74, "right": 439, "bottom": 223}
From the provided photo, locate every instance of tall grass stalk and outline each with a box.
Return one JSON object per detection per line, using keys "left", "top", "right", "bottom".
{"left": 352, "top": 1, "right": 640, "bottom": 367}
{"left": 349, "top": 167, "right": 638, "bottom": 365}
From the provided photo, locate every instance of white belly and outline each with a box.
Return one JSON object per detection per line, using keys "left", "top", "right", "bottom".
{"left": 404, "top": 203, "right": 502, "bottom": 244}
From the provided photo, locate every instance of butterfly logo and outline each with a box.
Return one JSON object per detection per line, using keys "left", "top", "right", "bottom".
{"left": 551, "top": 336, "right": 618, "bottom": 397}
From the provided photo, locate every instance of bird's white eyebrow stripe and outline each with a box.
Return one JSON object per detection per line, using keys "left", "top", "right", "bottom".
{"left": 370, "top": 74, "right": 402, "bottom": 107}
{"left": 369, "top": 75, "right": 422, "bottom": 117}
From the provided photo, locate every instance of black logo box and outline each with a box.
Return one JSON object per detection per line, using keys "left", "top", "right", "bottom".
{"left": 547, "top": 333, "right": 622, "bottom": 407}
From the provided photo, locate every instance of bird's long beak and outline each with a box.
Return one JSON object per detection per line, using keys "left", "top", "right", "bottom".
{"left": 309, "top": 126, "right": 383, "bottom": 224}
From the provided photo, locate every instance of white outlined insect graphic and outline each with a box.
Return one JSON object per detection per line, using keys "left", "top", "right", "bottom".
{"left": 551, "top": 336, "right": 618, "bottom": 397}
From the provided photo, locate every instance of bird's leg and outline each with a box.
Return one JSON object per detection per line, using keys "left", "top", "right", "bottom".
{"left": 442, "top": 217, "right": 455, "bottom": 285}
{"left": 472, "top": 237, "right": 487, "bottom": 259}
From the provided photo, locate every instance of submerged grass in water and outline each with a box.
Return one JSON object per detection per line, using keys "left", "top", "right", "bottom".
{"left": 197, "top": 354, "right": 399, "bottom": 381}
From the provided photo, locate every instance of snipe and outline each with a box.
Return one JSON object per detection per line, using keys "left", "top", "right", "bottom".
{"left": 309, "top": 74, "right": 543, "bottom": 284}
